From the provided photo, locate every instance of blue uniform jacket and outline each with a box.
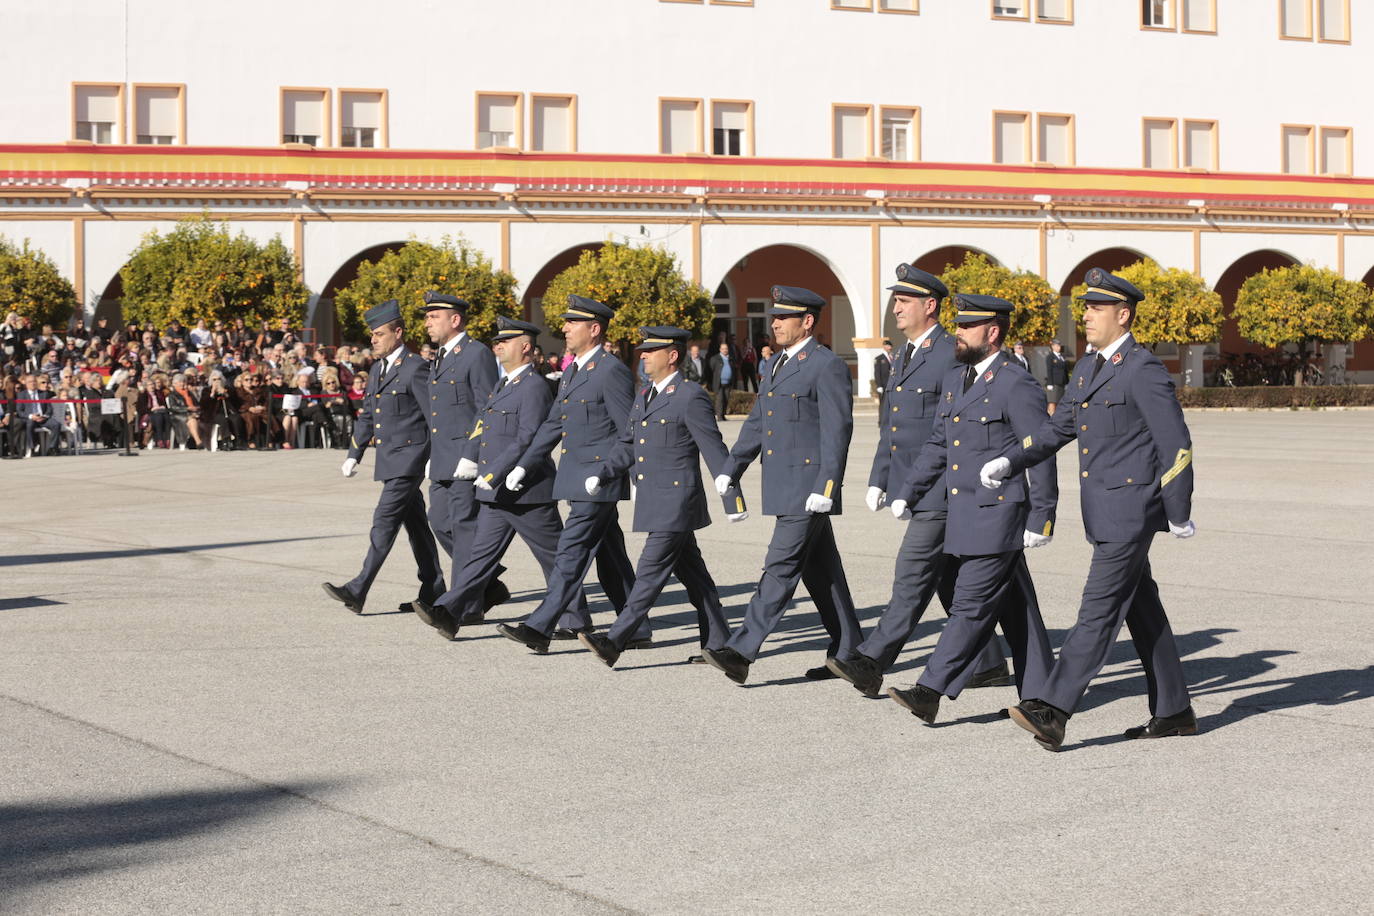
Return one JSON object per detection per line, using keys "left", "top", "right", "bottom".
{"left": 347, "top": 348, "right": 431, "bottom": 481}
{"left": 595, "top": 375, "right": 746, "bottom": 532}
{"left": 898, "top": 353, "right": 1057, "bottom": 556}
{"left": 426, "top": 334, "right": 498, "bottom": 481}
{"left": 1006, "top": 336, "right": 1193, "bottom": 543}
{"left": 464, "top": 366, "right": 557, "bottom": 506}
{"left": 724, "top": 337, "right": 853, "bottom": 516}
{"left": 869, "top": 325, "right": 957, "bottom": 513}
{"left": 520, "top": 346, "right": 634, "bottom": 503}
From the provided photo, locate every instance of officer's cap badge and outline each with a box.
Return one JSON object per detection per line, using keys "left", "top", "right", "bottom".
{"left": 771, "top": 286, "right": 782, "bottom": 302}
{"left": 1086, "top": 267, "right": 1107, "bottom": 287}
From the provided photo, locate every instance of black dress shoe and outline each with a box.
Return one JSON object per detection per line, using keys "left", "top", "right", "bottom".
{"left": 578, "top": 632, "right": 621, "bottom": 668}
{"left": 459, "top": 609, "right": 486, "bottom": 626}
{"left": 321, "top": 582, "right": 363, "bottom": 614}
{"left": 1008, "top": 699, "right": 1068, "bottom": 750}
{"left": 702, "top": 647, "right": 750, "bottom": 684}
{"left": 966, "top": 661, "right": 1015, "bottom": 689}
{"left": 826, "top": 654, "right": 883, "bottom": 698}
{"left": 482, "top": 579, "right": 511, "bottom": 612}
{"left": 624, "top": 636, "right": 653, "bottom": 650}
{"left": 552, "top": 626, "right": 592, "bottom": 641}
{"left": 1124, "top": 705, "right": 1198, "bottom": 740}
{"left": 804, "top": 665, "right": 839, "bottom": 681}
{"left": 413, "top": 599, "right": 459, "bottom": 641}
{"left": 887, "top": 684, "right": 941, "bottom": 724}
{"left": 687, "top": 654, "right": 706, "bottom": 664}
{"left": 497, "top": 623, "right": 551, "bottom": 654}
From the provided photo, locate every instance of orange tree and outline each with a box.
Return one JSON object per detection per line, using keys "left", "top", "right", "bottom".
{"left": 938, "top": 252, "right": 1058, "bottom": 344}
{"left": 0, "top": 236, "right": 78, "bottom": 329}
{"left": 1233, "top": 264, "right": 1373, "bottom": 376}
{"left": 540, "top": 241, "right": 711, "bottom": 350}
{"left": 334, "top": 236, "right": 519, "bottom": 346}
{"left": 120, "top": 215, "right": 308, "bottom": 329}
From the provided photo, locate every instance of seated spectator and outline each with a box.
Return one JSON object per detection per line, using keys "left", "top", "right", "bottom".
{"left": 77, "top": 371, "right": 105, "bottom": 446}
{"left": 319, "top": 369, "right": 352, "bottom": 448}
{"left": 204, "top": 371, "right": 244, "bottom": 450}
{"left": 189, "top": 319, "right": 213, "bottom": 349}
{"left": 18, "top": 373, "right": 61, "bottom": 456}
{"left": 168, "top": 372, "right": 203, "bottom": 449}
{"left": 238, "top": 372, "right": 274, "bottom": 449}
{"left": 141, "top": 373, "right": 172, "bottom": 448}
{"left": 280, "top": 369, "right": 321, "bottom": 448}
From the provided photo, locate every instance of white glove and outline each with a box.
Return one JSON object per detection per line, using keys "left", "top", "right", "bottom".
{"left": 1169, "top": 520, "right": 1196, "bottom": 539}
{"left": 890, "top": 499, "right": 911, "bottom": 521}
{"left": 876, "top": 386, "right": 884, "bottom": 394}
{"left": 505, "top": 467, "right": 526, "bottom": 492}
{"left": 630, "top": 483, "right": 636, "bottom": 502}
{"left": 865, "top": 486, "right": 886, "bottom": 512}
{"left": 714, "top": 474, "right": 733, "bottom": 496}
{"left": 341, "top": 458, "right": 358, "bottom": 478}
{"left": 980, "top": 457, "right": 1012, "bottom": 489}
{"left": 584, "top": 475, "right": 602, "bottom": 496}
{"left": 455, "top": 458, "right": 478, "bottom": 480}
{"left": 804, "top": 493, "right": 833, "bottom": 514}
{"left": 424, "top": 460, "right": 431, "bottom": 478}
{"left": 727, "top": 511, "right": 748, "bottom": 523}
{"left": 474, "top": 475, "right": 494, "bottom": 492}
{"left": 1023, "top": 530, "right": 1052, "bottom": 549}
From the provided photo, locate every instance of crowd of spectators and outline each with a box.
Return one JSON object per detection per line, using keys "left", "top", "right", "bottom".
{"left": 0, "top": 310, "right": 586, "bottom": 458}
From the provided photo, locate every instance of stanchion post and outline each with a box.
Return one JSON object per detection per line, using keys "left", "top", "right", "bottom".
{"left": 118, "top": 410, "right": 138, "bottom": 458}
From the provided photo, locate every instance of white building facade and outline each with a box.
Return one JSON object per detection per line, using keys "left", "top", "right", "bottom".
{"left": 3, "top": 0, "right": 1373, "bottom": 387}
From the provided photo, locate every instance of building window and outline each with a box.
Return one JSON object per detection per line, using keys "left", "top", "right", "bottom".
{"left": 1281, "top": 0, "right": 1312, "bottom": 37}
{"left": 711, "top": 100, "right": 753, "bottom": 156}
{"left": 339, "top": 90, "right": 385, "bottom": 148}
{"left": 1036, "top": 0, "right": 1072, "bottom": 22}
{"left": 1036, "top": 113, "right": 1074, "bottom": 165}
{"left": 832, "top": 0, "right": 873, "bottom": 9}
{"left": 1282, "top": 124, "right": 1314, "bottom": 173}
{"left": 880, "top": 107, "right": 919, "bottom": 160}
{"left": 879, "top": 0, "right": 919, "bottom": 12}
{"left": 992, "top": 0, "right": 1029, "bottom": 19}
{"left": 1320, "top": 127, "right": 1352, "bottom": 174}
{"left": 1143, "top": 118, "right": 1178, "bottom": 168}
{"left": 132, "top": 84, "right": 182, "bottom": 144}
{"left": 832, "top": 105, "right": 872, "bottom": 159}
{"left": 1182, "top": 119, "right": 1218, "bottom": 169}
{"left": 281, "top": 88, "right": 329, "bottom": 146}
{"left": 659, "top": 98, "right": 703, "bottom": 154}
{"left": 1145, "top": 0, "right": 1216, "bottom": 32}
{"left": 476, "top": 93, "right": 521, "bottom": 149}
{"left": 993, "top": 111, "right": 1031, "bottom": 164}
{"left": 73, "top": 83, "right": 123, "bottom": 144}
{"left": 1181, "top": 0, "right": 1216, "bottom": 31}
{"left": 1318, "top": 0, "right": 1349, "bottom": 40}
{"left": 1142, "top": 0, "right": 1173, "bottom": 28}
{"left": 530, "top": 95, "right": 576, "bottom": 152}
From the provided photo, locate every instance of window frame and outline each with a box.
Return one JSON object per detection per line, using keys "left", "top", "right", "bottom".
{"left": 992, "top": 110, "right": 1032, "bottom": 164}
{"left": 528, "top": 93, "right": 578, "bottom": 152}
{"left": 474, "top": 91, "right": 524, "bottom": 150}
{"left": 1142, "top": 117, "right": 1179, "bottom": 169}
{"left": 337, "top": 88, "right": 388, "bottom": 149}
{"left": 710, "top": 0, "right": 755, "bottom": 6}
{"left": 130, "top": 82, "right": 184, "bottom": 145}
{"left": 878, "top": 105, "right": 921, "bottom": 161}
{"left": 831, "top": 103, "right": 874, "bottom": 160}
{"left": 1317, "top": 0, "right": 1351, "bottom": 43}
{"left": 1140, "top": 0, "right": 1176, "bottom": 31}
{"left": 878, "top": 0, "right": 920, "bottom": 14}
{"left": 1035, "top": 112, "right": 1076, "bottom": 166}
{"left": 1281, "top": 123, "right": 1316, "bottom": 174}
{"left": 71, "top": 81, "right": 126, "bottom": 144}
{"left": 658, "top": 96, "right": 704, "bottom": 155}
{"left": 991, "top": 0, "right": 1030, "bottom": 21}
{"left": 1179, "top": 0, "right": 1218, "bottom": 34}
{"left": 1034, "top": 0, "right": 1074, "bottom": 24}
{"left": 710, "top": 98, "right": 755, "bottom": 157}
{"left": 1319, "top": 125, "right": 1353, "bottom": 176}
{"left": 832, "top": 0, "right": 875, "bottom": 10}
{"left": 1279, "top": 0, "right": 1314, "bottom": 39}
{"left": 279, "top": 86, "right": 332, "bottom": 148}
{"left": 1181, "top": 118, "right": 1219, "bottom": 170}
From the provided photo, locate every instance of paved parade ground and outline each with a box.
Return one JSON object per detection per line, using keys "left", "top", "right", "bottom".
{"left": 2, "top": 409, "right": 1372, "bottom": 914}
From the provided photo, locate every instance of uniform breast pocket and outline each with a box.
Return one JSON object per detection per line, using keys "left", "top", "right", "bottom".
{"left": 572, "top": 399, "right": 608, "bottom": 427}
{"left": 915, "top": 391, "right": 937, "bottom": 418}
{"left": 973, "top": 409, "right": 1006, "bottom": 448}
{"left": 650, "top": 416, "right": 676, "bottom": 445}
{"left": 490, "top": 408, "right": 518, "bottom": 437}
{"left": 1099, "top": 397, "right": 1133, "bottom": 435}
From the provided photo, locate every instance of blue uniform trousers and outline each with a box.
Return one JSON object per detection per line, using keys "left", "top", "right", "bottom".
{"left": 605, "top": 530, "right": 730, "bottom": 652}
{"left": 1035, "top": 537, "right": 1190, "bottom": 718}
{"left": 345, "top": 475, "right": 445, "bottom": 606}
{"left": 917, "top": 551, "right": 1052, "bottom": 700}
{"left": 428, "top": 478, "right": 478, "bottom": 581}
{"left": 525, "top": 502, "right": 650, "bottom": 640}
{"left": 726, "top": 514, "right": 864, "bottom": 662}
{"left": 858, "top": 512, "right": 1007, "bottom": 672}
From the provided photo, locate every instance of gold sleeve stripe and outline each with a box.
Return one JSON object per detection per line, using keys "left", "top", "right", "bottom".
{"left": 823, "top": 479, "right": 834, "bottom": 498}
{"left": 1042, "top": 520, "right": 1053, "bottom": 537}
{"left": 467, "top": 419, "right": 484, "bottom": 440}
{"left": 483, "top": 473, "right": 494, "bottom": 483}
{"left": 1160, "top": 448, "right": 1192, "bottom": 487}
{"left": 735, "top": 496, "right": 744, "bottom": 513}
{"left": 1023, "top": 435, "right": 1033, "bottom": 448}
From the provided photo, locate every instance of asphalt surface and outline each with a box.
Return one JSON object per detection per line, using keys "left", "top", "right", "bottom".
{"left": 2, "top": 408, "right": 1371, "bottom": 914}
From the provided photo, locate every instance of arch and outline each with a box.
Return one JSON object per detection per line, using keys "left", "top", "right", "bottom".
{"left": 880, "top": 245, "right": 1004, "bottom": 341}
{"left": 93, "top": 270, "right": 125, "bottom": 326}
{"left": 314, "top": 241, "right": 409, "bottom": 345}
{"left": 519, "top": 242, "right": 606, "bottom": 320}
{"left": 1050, "top": 247, "right": 1153, "bottom": 352}
{"left": 1214, "top": 249, "right": 1300, "bottom": 357}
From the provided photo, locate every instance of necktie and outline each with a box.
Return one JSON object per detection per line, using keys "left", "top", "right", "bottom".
{"left": 900, "top": 342, "right": 914, "bottom": 375}
{"left": 562, "top": 360, "right": 579, "bottom": 388}
{"left": 962, "top": 364, "right": 977, "bottom": 393}
{"left": 1090, "top": 353, "right": 1106, "bottom": 382}
{"left": 771, "top": 351, "right": 788, "bottom": 380}
{"left": 493, "top": 376, "right": 507, "bottom": 396}
{"left": 645, "top": 386, "right": 658, "bottom": 408}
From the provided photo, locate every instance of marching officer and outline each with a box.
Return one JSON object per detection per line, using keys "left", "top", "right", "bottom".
{"left": 703, "top": 285, "right": 864, "bottom": 684}
{"left": 412, "top": 317, "right": 589, "bottom": 638}
{"left": 323, "top": 299, "right": 445, "bottom": 614}
{"left": 496, "top": 296, "right": 651, "bottom": 653}
{"left": 828, "top": 265, "right": 1009, "bottom": 698}
{"left": 417, "top": 291, "right": 508, "bottom": 620}
{"left": 578, "top": 326, "right": 746, "bottom": 668}
{"left": 883, "top": 294, "right": 1058, "bottom": 725}
{"left": 983, "top": 268, "right": 1198, "bottom": 749}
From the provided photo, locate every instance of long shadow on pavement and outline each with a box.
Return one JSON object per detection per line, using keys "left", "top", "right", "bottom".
{"left": 0, "top": 536, "right": 350, "bottom": 568}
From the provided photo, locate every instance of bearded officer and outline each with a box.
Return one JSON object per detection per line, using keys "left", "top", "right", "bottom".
{"left": 417, "top": 291, "right": 508, "bottom": 619}
{"left": 578, "top": 326, "right": 746, "bottom": 668}
{"left": 323, "top": 299, "right": 445, "bottom": 614}
{"left": 495, "top": 296, "right": 651, "bottom": 652}
{"left": 883, "top": 294, "right": 1058, "bottom": 725}
{"left": 828, "top": 265, "right": 1009, "bottom": 698}
{"left": 703, "top": 285, "right": 865, "bottom": 685}
{"left": 983, "top": 268, "right": 1198, "bottom": 750}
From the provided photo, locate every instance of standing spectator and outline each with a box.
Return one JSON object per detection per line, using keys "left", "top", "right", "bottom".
{"left": 739, "top": 339, "right": 758, "bottom": 393}
{"left": 1010, "top": 341, "right": 1030, "bottom": 372}
{"left": 1044, "top": 338, "right": 1072, "bottom": 415}
{"left": 873, "top": 338, "right": 894, "bottom": 424}
{"left": 708, "top": 341, "right": 735, "bottom": 420}
{"left": 684, "top": 344, "right": 705, "bottom": 384}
